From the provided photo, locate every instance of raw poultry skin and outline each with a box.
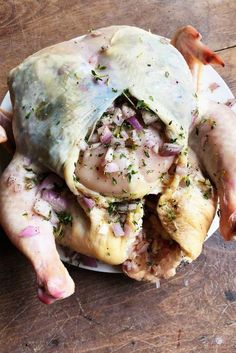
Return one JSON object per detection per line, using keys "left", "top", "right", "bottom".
{"left": 0, "top": 25, "right": 234, "bottom": 303}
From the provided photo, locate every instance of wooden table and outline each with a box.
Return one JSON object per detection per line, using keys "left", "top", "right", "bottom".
{"left": 0, "top": 1, "right": 236, "bottom": 352}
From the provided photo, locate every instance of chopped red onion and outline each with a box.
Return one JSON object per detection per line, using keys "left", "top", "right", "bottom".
{"left": 112, "top": 222, "right": 125, "bottom": 237}
{"left": 127, "top": 116, "right": 143, "bottom": 131}
{"left": 23, "top": 157, "right": 32, "bottom": 167}
{"left": 33, "top": 199, "right": 52, "bottom": 218}
{"left": 123, "top": 260, "right": 133, "bottom": 271}
{"left": 19, "top": 225, "right": 40, "bottom": 238}
{"left": 104, "top": 162, "right": 119, "bottom": 173}
{"left": 159, "top": 143, "right": 182, "bottom": 156}
{"left": 89, "top": 133, "right": 99, "bottom": 143}
{"left": 39, "top": 174, "right": 64, "bottom": 192}
{"left": 90, "top": 142, "right": 101, "bottom": 150}
{"left": 117, "top": 157, "right": 129, "bottom": 171}
{"left": 41, "top": 189, "right": 67, "bottom": 212}
{"left": 124, "top": 223, "right": 132, "bottom": 236}
{"left": 225, "top": 98, "right": 236, "bottom": 108}
{"left": 209, "top": 82, "right": 220, "bottom": 92}
{"left": 80, "top": 254, "right": 97, "bottom": 268}
{"left": 50, "top": 212, "right": 59, "bottom": 225}
{"left": 120, "top": 130, "right": 129, "bottom": 140}
{"left": 82, "top": 197, "right": 95, "bottom": 209}
{"left": 104, "top": 147, "right": 114, "bottom": 162}
{"left": 113, "top": 108, "right": 124, "bottom": 126}
{"left": 142, "top": 110, "right": 158, "bottom": 125}
{"left": 122, "top": 104, "right": 136, "bottom": 119}
{"left": 99, "top": 126, "right": 112, "bottom": 144}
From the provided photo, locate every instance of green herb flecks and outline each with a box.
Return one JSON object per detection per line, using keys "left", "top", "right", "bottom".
{"left": 96, "top": 64, "right": 107, "bottom": 70}
{"left": 108, "top": 203, "right": 117, "bottom": 216}
{"left": 112, "top": 177, "right": 117, "bottom": 185}
{"left": 122, "top": 89, "right": 136, "bottom": 107}
{"left": 136, "top": 100, "right": 150, "bottom": 111}
{"left": 91, "top": 69, "right": 108, "bottom": 82}
{"left": 24, "top": 177, "right": 38, "bottom": 190}
{"left": 185, "top": 176, "right": 191, "bottom": 187}
{"left": 56, "top": 212, "right": 73, "bottom": 226}
{"left": 53, "top": 224, "right": 64, "bottom": 239}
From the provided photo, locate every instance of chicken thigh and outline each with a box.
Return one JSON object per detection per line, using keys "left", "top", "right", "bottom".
{"left": 172, "top": 26, "right": 236, "bottom": 241}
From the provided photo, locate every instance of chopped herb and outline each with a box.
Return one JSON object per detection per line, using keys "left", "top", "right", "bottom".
{"left": 166, "top": 207, "right": 176, "bottom": 221}
{"left": 165, "top": 71, "right": 169, "bottom": 78}
{"left": 108, "top": 203, "right": 116, "bottom": 215}
{"left": 127, "top": 173, "right": 132, "bottom": 183}
{"left": 112, "top": 177, "right": 117, "bottom": 185}
{"left": 159, "top": 172, "right": 167, "bottom": 182}
{"left": 98, "top": 153, "right": 104, "bottom": 157}
{"left": 169, "top": 120, "right": 172, "bottom": 125}
{"left": 53, "top": 224, "right": 64, "bottom": 239}
{"left": 179, "top": 132, "right": 185, "bottom": 139}
{"left": 203, "top": 190, "right": 211, "bottom": 199}
{"left": 25, "top": 111, "right": 31, "bottom": 119}
{"left": 22, "top": 212, "right": 28, "bottom": 216}
{"left": 170, "top": 138, "right": 177, "bottom": 143}
{"left": 24, "top": 177, "right": 38, "bottom": 190}
{"left": 122, "top": 89, "right": 136, "bottom": 107}
{"left": 56, "top": 212, "right": 73, "bottom": 226}
{"left": 126, "top": 170, "right": 137, "bottom": 183}
{"left": 112, "top": 88, "right": 118, "bottom": 93}
{"left": 211, "top": 120, "right": 216, "bottom": 129}
{"left": 185, "top": 176, "right": 191, "bottom": 187}
{"left": 119, "top": 153, "right": 126, "bottom": 159}
{"left": 147, "top": 64, "right": 151, "bottom": 67}
{"left": 142, "top": 159, "right": 147, "bottom": 167}
{"left": 96, "top": 64, "right": 107, "bottom": 70}
{"left": 144, "top": 150, "right": 150, "bottom": 158}
{"left": 35, "top": 101, "right": 53, "bottom": 121}
{"left": 136, "top": 100, "right": 150, "bottom": 111}
{"left": 91, "top": 69, "right": 103, "bottom": 81}
{"left": 149, "top": 95, "right": 154, "bottom": 101}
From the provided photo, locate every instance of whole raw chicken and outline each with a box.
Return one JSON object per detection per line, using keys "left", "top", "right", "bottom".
{"left": 0, "top": 25, "right": 235, "bottom": 304}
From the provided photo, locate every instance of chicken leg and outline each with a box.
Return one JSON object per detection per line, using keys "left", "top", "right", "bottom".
{"left": 172, "top": 25, "right": 236, "bottom": 240}
{"left": 0, "top": 152, "right": 75, "bottom": 303}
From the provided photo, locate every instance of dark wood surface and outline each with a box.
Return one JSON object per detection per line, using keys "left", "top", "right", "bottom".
{"left": 0, "top": 1, "right": 236, "bottom": 352}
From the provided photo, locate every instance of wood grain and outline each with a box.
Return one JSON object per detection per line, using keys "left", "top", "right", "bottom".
{"left": 0, "top": 232, "right": 236, "bottom": 353}
{"left": 0, "top": 1, "right": 236, "bottom": 352}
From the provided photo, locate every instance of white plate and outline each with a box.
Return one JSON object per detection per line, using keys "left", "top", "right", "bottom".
{"left": 0, "top": 65, "right": 235, "bottom": 273}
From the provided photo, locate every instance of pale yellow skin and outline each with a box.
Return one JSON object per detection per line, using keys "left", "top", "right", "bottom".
{"left": 0, "top": 25, "right": 228, "bottom": 303}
